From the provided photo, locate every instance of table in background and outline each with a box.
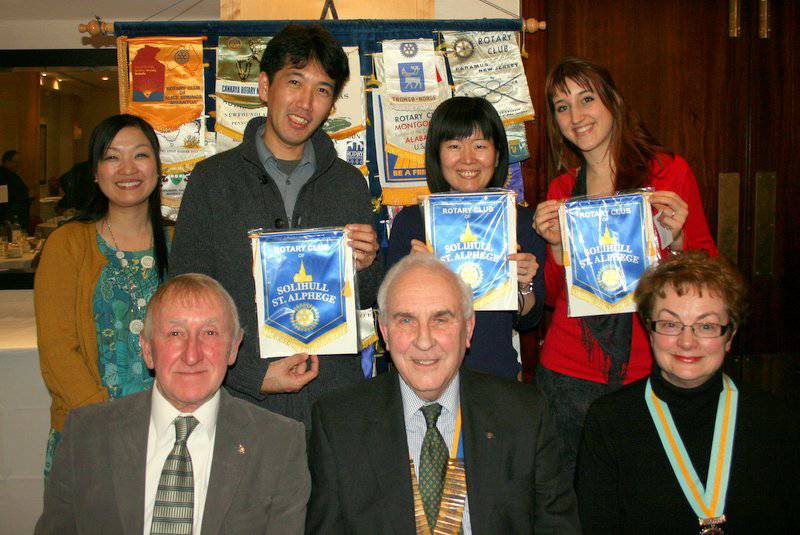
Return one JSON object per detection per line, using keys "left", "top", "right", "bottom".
{"left": 0, "top": 290, "right": 50, "bottom": 534}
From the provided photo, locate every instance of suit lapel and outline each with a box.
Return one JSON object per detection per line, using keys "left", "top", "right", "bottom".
{"left": 200, "top": 390, "right": 249, "bottom": 535}
{"left": 460, "top": 369, "right": 504, "bottom": 534}
{"left": 364, "top": 371, "right": 415, "bottom": 534}
{"left": 109, "top": 390, "right": 150, "bottom": 535}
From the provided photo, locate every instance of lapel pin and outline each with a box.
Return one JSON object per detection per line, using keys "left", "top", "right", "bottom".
{"left": 237, "top": 443, "right": 246, "bottom": 455}
{"left": 485, "top": 432, "right": 494, "bottom": 440}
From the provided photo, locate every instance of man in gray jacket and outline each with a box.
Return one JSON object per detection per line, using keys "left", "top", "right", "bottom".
{"left": 170, "top": 24, "right": 382, "bottom": 426}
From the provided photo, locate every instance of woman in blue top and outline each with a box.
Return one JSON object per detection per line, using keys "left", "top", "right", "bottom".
{"left": 36, "top": 114, "right": 168, "bottom": 476}
{"left": 386, "top": 96, "right": 545, "bottom": 379}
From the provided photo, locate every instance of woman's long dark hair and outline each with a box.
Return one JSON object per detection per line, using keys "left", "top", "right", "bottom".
{"left": 425, "top": 96, "right": 509, "bottom": 193}
{"left": 78, "top": 114, "right": 168, "bottom": 281}
{"left": 545, "top": 57, "right": 671, "bottom": 191}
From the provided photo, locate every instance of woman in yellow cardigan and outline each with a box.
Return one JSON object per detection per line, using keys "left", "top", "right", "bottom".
{"left": 35, "top": 114, "right": 168, "bottom": 476}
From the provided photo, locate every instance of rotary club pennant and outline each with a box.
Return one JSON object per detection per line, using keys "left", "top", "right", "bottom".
{"left": 443, "top": 31, "right": 535, "bottom": 125}
{"left": 373, "top": 40, "right": 451, "bottom": 205}
{"left": 127, "top": 36, "right": 205, "bottom": 143}
{"left": 215, "top": 36, "right": 270, "bottom": 149}
{"left": 250, "top": 228, "right": 359, "bottom": 358}
{"left": 559, "top": 191, "right": 660, "bottom": 317}
{"left": 423, "top": 190, "right": 517, "bottom": 311}
{"left": 322, "top": 46, "right": 368, "bottom": 177}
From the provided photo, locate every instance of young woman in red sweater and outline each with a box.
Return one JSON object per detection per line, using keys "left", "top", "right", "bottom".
{"left": 533, "top": 57, "right": 717, "bottom": 474}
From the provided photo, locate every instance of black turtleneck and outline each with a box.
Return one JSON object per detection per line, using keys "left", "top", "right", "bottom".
{"left": 576, "top": 368, "right": 799, "bottom": 534}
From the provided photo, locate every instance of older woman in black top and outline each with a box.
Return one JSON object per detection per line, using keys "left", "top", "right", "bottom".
{"left": 576, "top": 251, "right": 799, "bottom": 533}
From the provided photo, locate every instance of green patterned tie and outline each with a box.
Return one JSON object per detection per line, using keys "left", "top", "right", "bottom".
{"left": 151, "top": 415, "right": 199, "bottom": 535}
{"left": 419, "top": 403, "right": 448, "bottom": 530}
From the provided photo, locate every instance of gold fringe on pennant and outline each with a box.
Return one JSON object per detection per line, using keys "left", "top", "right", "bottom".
{"left": 342, "top": 280, "right": 352, "bottom": 298}
{"left": 327, "top": 124, "right": 367, "bottom": 140}
{"left": 569, "top": 284, "right": 637, "bottom": 314}
{"left": 116, "top": 37, "right": 130, "bottom": 113}
{"left": 502, "top": 113, "right": 535, "bottom": 126}
{"left": 472, "top": 278, "right": 514, "bottom": 311}
{"left": 162, "top": 155, "right": 206, "bottom": 175}
{"left": 214, "top": 123, "right": 244, "bottom": 142}
{"left": 381, "top": 186, "right": 431, "bottom": 206}
{"left": 261, "top": 321, "right": 349, "bottom": 353}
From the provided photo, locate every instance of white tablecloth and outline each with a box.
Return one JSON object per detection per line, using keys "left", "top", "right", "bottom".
{"left": 0, "top": 290, "right": 50, "bottom": 534}
{"left": 0, "top": 251, "right": 36, "bottom": 270}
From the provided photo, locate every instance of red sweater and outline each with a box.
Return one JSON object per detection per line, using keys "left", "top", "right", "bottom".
{"left": 540, "top": 154, "right": 718, "bottom": 384}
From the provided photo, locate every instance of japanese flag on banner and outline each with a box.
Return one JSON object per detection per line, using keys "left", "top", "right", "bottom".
{"left": 372, "top": 40, "right": 451, "bottom": 205}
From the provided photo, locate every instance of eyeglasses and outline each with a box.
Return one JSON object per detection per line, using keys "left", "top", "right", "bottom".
{"left": 647, "top": 320, "right": 733, "bottom": 338}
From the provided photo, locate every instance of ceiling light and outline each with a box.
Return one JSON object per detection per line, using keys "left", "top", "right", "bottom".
{"left": 101, "top": 76, "right": 110, "bottom": 81}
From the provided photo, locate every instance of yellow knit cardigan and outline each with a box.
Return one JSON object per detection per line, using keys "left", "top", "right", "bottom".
{"left": 34, "top": 221, "right": 110, "bottom": 431}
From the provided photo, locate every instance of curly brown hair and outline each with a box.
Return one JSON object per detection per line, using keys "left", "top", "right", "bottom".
{"left": 634, "top": 251, "right": 747, "bottom": 329}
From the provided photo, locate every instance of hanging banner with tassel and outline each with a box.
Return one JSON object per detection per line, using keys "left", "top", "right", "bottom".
{"left": 250, "top": 227, "right": 359, "bottom": 358}
{"left": 559, "top": 190, "right": 660, "bottom": 317}
{"left": 124, "top": 36, "right": 211, "bottom": 221}
{"left": 322, "top": 46, "right": 368, "bottom": 179}
{"left": 442, "top": 30, "right": 534, "bottom": 163}
{"left": 215, "top": 36, "right": 270, "bottom": 150}
{"left": 372, "top": 39, "right": 452, "bottom": 206}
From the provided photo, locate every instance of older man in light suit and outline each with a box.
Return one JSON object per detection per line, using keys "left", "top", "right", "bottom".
{"left": 307, "top": 255, "right": 579, "bottom": 534}
{"left": 37, "top": 273, "right": 310, "bottom": 534}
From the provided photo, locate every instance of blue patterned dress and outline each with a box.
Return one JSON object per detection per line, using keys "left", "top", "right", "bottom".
{"left": 44, "top": 232, "right": 159, "bottom": 477}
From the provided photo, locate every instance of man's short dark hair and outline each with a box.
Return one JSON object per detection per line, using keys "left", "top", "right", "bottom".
{"left": 260, "top": 23, "right": 350, "bottom": 99}
{"left": 2, "top": 150, "right": 17, "bottom": 164}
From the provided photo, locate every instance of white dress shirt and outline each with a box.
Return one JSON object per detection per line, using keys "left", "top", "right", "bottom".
{"left": 143, "top": 387, "right": 220, "bottom": 535}
{"left": 400, "top": 374, "right": 472, "bottom": 534}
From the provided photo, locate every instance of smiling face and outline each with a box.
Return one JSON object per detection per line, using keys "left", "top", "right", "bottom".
{"left": 650, "top": 285, "right": 734, "bottom": 389}
{"left": 438, "top": 130, "right": 499, "bottom": 193}
{"left": 95, "top": 126, "right": 158, "bottom": 211}
{"left": 141, "top": 291, "right": 241, "bottom": 412}
{"left": 379, "top": 265, "right": 475, "bottom": 401}
{"left": 552, "top": 77, "right": 615, "bottom": 162}
{"left": 258, "top": 60, "right": 336, "bottom": 160}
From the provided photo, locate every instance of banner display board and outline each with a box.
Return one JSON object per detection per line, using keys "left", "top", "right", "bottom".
{"left": 423, "top": 189, "right": 517, "bottom": 311}
{"left": 559, "top": 191, "right": 660, "bottom": 317}
{"left": 250, "top": 227, "right": 359, "bottom": 357}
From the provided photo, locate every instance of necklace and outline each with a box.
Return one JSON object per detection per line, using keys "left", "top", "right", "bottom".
{"left": 104, "top": 219, "right": 154, "bottom": 335}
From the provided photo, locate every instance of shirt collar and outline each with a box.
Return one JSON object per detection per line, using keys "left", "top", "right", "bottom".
{"left": 255, "top": 122, "right": 315, "bottom": 169}
{"left": 150, "top": 384, "right": 221, "bottom": 443}
{"left": 399, "top": 372, "right": 460, "bottom": 428}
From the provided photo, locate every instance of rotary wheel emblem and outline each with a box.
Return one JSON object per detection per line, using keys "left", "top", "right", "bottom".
{"left": 291, "top": 303, "right": 320, "bottom": 332}
{"left": 458, "top": 262, "right": 484, "bottom": 289}
{"left": 173, "top": 48, "right": 190, "bottom": 65}
{"left": 597, "top": 264, "right": 624, "bottom": 292}
{"left": 453, "top": 38, "right": 475, "bottom": 59}
{"left": 400, "top": 42, "right": 418, "bottom": 58}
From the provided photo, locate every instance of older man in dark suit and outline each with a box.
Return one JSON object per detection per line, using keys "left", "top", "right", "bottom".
{"left": 37, "top": 274, "right": 310, "bottom": 535}
{"left": 307, "top": 255, "right": 579, "bottom": 534}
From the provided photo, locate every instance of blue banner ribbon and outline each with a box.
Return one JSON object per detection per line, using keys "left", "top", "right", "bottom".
{"left": 564, "top": 193, "right": 653, "bottom": 307}
{"left": 426, "top": 191, "right": 512, "bottom": 307}
{"left": 258, "top": 229, "right": 349, "bottom": 348}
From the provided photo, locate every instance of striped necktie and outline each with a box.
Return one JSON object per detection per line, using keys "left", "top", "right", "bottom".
{"left": 151, "top": 415, "right": 199, "bottom": 535}
{"left": 419, "top": 403, "right": 448, "bottom": 530}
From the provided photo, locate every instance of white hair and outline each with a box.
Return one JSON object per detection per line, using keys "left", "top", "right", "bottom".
{"left": 377, "top": 254, "right": 474, "bottom": 320}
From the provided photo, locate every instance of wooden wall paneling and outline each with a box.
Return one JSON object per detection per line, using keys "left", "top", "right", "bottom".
{"left": 744, "top": 0, "right": 800, "bottom": 356}
{"left": 545, "top": 1, "right": 748, "bottom": 245}
{"left": 519, "top": 0, "right": 548, "bottom": 380}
